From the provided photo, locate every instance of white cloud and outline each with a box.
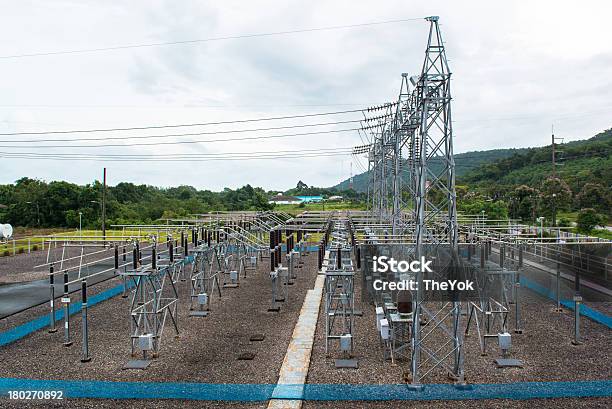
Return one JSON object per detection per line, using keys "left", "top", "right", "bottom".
{"left": 0, "top": 0, "right": 610, "bottom": 190}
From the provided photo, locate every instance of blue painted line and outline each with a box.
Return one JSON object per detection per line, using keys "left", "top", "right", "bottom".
{"left": 0, "top": 378, "right": 273, "bottom": 401}
{"left": 0, "top": 379, "right": 610, "bottom": 401}
{"left": 521, "top": 277, "right": 612, "bottom": 329}
{"left": 0, "top": 258, "right": 195, "bottom": 348}
{"left": 301, "top": 380, "right": 612, "bottom": 401}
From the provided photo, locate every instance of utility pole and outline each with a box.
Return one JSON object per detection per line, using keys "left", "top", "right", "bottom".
{"left": 102, "top": 168, "right": 107, "bottom": 243}
{"left": 551, "top": 127, "right": 556, "bottom": 227}
{"left": 550, "top": 126, "right": 563, "bottom": 227}
{"left": 551, "top": 126, "right": 556, "bottom": 178}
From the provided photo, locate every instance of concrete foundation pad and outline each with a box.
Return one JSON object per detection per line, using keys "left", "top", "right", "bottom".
{"left": 335, "top": 358, "right": 359, "bottom": 369}
{"left": 495, "top": 358, "right": 524, "bottom": 368}
{"left": 123, "top": 359, "right": 151, "bottom": 370}
{"left": 189, "top": 311, "right": 209, "bottom": 317}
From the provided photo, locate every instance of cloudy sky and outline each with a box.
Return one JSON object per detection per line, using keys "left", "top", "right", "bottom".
{"left": 0, "top": 1, "right": 610, "bottom": 191}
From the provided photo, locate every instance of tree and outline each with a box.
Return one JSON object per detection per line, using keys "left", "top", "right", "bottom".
{"left": 539, "top": 177, "right": 572, "bottom": 226}
{"left": 458, "top": 198, "right": 508, "bottom": 222}
{"left": 509, "top": 185, "right": 539, "bottom": 221}
{"left": 576, "top": 208, "right": 606, "bottom": 233}
{"left": 577, "top": 183, "right": 611, "bottom": 215}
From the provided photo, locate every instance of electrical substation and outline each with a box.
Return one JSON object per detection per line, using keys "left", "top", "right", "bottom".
{"left": 0, "top": 16, "right": 610, "bottom": 408}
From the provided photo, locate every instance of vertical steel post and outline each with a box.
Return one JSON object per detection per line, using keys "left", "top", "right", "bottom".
{"left": 81, "top": 281, "right": 91, "bottom": 362}
{"left": 132, "top": 246, "right": 138, "bottom": 269}
{"left": 572, "top": 268, "right": 582, "bottom": 345}
{"left": 48, "top": 266, "right": 57, "bottom": 333}
{"left": 555, "top": 259, "right": 562, "bottom": 312}
{"left": 63, "top": 271, "right": 72, "bottom": 347}
{"left": 572, "top": 298, "right": 582, "bottom": 345}
{"left": 102, "top": 167, "right": 106, "bottom": 243}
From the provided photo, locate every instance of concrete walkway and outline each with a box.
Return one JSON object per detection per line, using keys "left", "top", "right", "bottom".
{"left": 268, "top": 252, "right": 328, "bottom": 409}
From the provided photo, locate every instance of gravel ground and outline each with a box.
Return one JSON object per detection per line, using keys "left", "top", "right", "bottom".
{"left": 1, "top": 246, "right": 610, "bottom": 408}
{"left": 305, "top": 254, "right": 612, "bottom": 406}
{"left": 0, "top": 245, "right": 115, "bottom": 284}
{"left": 0, "top": 251, "right": 318, "bottom": 382}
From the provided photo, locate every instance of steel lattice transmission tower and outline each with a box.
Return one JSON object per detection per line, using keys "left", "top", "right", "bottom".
{"left": 408, "top": 16, "right": 463, "bottom": 387}
{"left": 360, "top": 16, "right": 464, "bottom": 386}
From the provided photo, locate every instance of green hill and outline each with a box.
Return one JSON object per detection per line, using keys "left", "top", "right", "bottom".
{"left": 332, "top": 148, "right": 527, "bottom": 192}
{"left": 462, "top": 128, "right": 612, "bottom": 192}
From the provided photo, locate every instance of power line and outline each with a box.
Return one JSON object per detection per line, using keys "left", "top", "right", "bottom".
{"left": 0, "top": 146, "right": 352, "bottom": 158}
{"left": 0, "top": 151, "right": 352, "bottom": 162}
{"left": 0, "top": 18, "right": 424, "bottom": 60}
{"left": 0, "top": 127, "right": 360, "bottom": 149}
{"left": 0, "top": 108, "right": 366, "bottom": 136}
{"left": 0, "top": 102, "right": 384, "bottom": 110}
{"left": 0, "top": 118, "right": 363, "bottom": 143}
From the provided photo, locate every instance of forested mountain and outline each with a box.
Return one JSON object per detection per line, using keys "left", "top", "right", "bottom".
{"left": 462, "top": 128, "right": 612, "bottom": 193}
{"left": 333, "top": 129, "right": 611, "bottom": 196}
{"left": 332, "top": 148, "right": 527, "bottom": 192}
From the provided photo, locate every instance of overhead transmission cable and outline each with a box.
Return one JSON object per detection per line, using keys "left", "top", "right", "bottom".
{"left": 0, "top": 146, "right": 352, "bottom": 158}
{"left": 0, "top": 18, "right": 424, "bottom": 60}
{"left": 0, "top": 150, "right": 353, "bottom": 162}
{"left": 0, "top": 108, "right": 367, "bottom": 136}
{"left": 0, "top": 127, "right": 361, "bottom": 149}
{"left": 0, "top": 118, "right": 364, "bottom": 143}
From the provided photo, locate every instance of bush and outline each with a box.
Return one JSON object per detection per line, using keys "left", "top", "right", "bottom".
{"left": 17, "top": 248, "right": 24, "bottom": 254}
{"left": 32, "top": 245, "right": 38, "bottom": 251}
{"left": 2, "top": 250, "right": 8, "bottom": 257}
{"left": 557, "top": 218, "right": 571, "bottom": 228}
{"left": 576, "top": 208, "right": 606, "bottom": 233}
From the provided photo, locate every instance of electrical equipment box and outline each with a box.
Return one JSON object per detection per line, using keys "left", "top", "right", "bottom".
{"left": 375, "top": 307, "right": 384, "bottom": 330}
{"left": 197, "top": 292, "right": 208, "bottom": 305}
{"left": 250, "top": 256, "right": 257, "bottom": 267}
{"left": 139, "top": 334, "right": 153, "bottom": 351}
{"left": 380, "top": 319, "right": 390, "bottom": 340}
{"left": 230, "top": 270, "right": 238, "bottom": 282}
{"left": 498, "top": 332, "right": 511, "bottom": 352}
{"left": 340, "top": 334, "right": 352, "bottom": 352}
